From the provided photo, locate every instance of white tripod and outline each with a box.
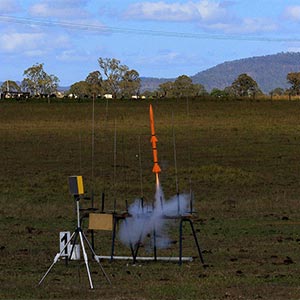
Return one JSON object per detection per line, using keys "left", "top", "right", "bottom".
{"left": 38, "top": 197, "right": 111, "bottom": 289}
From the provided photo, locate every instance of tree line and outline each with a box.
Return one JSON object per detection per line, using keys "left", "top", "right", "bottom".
{"left": 1, "top": 57, "right": 300, "bottom": 100}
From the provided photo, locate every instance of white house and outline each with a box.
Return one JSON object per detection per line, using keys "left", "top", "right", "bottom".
{"left": 103, "top": 94, "right": 113, "bottom": 99}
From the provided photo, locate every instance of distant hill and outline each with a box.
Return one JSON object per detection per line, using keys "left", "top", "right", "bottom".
{"left": 2, "top": 52, "right": 300, "bottom": 95}
{"left": 140, "top": 77, "right": 172, "bottom": 92}
{"left": 0, "top": 82, "right": 69, "bottom": 92}
{"left": 141, "top": 52, "right": 300, "bottom": 94}
{"left": 191, "top": 52, "right": 300, "bottom": 93}
{"left": 58, "top": 86, "right": 70, "bottom": 92}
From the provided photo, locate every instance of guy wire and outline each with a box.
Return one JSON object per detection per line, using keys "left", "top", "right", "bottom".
{"left": 113, "top": 119, "right": 117, "bottom": 212}
{"left": 121, "top": 134, "right": 129, "bottom": 205}
{"left": 186, "top": 97, "right": 194, "bottom": 213}
{"left": 1, "top": 15, "right": 299, "bottom": 43}
{"left": 138, "top": 135, "right": 144, "bottom": 201}
{"left": 172, "top": 111, "right": 180, "bottom": 215}
{"left": 91, "top": 95, "right": 95, "bottom": 193}
{"left": 91, "top": 95, "right": 95, "bottom": 249}
{"left": 79, "top": 132, "right": 82, "bottom": 174}
{"left": 172, "top": 111, "right": 179, "bottom": 194}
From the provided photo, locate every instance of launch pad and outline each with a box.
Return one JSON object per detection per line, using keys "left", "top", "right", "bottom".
{"left": 90, "top": 105, "right": 204, "bottom": 265}
{"left": 38, "top": 104, "right": 205, "bottom": 289}
{"left": 104, "top": 211, "right": 204, "bottom": 265}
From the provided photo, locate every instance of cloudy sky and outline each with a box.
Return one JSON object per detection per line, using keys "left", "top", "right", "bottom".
{"left": 1, "top": 0, "right": 300, "bottom": 86}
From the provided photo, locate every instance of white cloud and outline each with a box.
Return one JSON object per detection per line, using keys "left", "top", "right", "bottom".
{"left": 194, "top": 0, "right": 228, "bottom": 22}
{"left": 125, "top": 1, "right": 278, "bottom": 35}
{"left": 240, "top": 18, "right": 278, "bottom": 33}
{"left": 23, "top": 49, "right": 47, "bottom": 57}
{"left": 153, "top": 50, "right": 180, "bottom": 63}
{"left": 137, "top": 49, "right": 193, "bottom": 68}
{"left": 125, "top": 0, "right": 229, "bottom": 22}
{"left": 29, "top": 0, "right": 90, "bottom": 19}
{"left": 0, "top": 0, "right": 21, "bottom": 13}
{"left": 206, "top": 17, "right": 277, "bottom": 34}
{"left": 27, "top": 0, "right": 107, "bottom": 35}
{"left": 0, "top": 32, "right": 45, "bottom": 52}
{"left": 138, "top": 50, "right": 179, "bottom": 66}
{"left": 283, "top": 5, "right": 300, "bottom": 22}
{"left": 0, "top": 28, "right": 72, "bottom": 58}
{"left": 287, "top": 47, "right": 300, "bottom": 52}
{"left": 56, "top": 49, "right": 90, "bottom": 62}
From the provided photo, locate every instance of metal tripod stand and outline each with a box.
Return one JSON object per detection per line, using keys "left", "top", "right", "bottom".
{"left": 38, "top": 197, "right": 111, "bottom": 289}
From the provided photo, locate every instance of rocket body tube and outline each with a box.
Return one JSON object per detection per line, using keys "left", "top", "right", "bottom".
{"left": 149, "top": 104, "right": 161, "bottom": 174}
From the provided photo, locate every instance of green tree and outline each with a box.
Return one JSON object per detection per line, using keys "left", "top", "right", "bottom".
{"left": 158, "top": 75, "right": 206, "bottom": 98}
{"left": 143, "top": 90, "right": 156, "bottom": 98}
{"left": 172, "top": 75, "right": 194, "bottom": 98}
{"left": 158, "top": 81, "right": 173, "bottom": 98}
{"left": 192, "top": 83, "right": 206, "bottom": 96}
{"left": 287, "top": 72, "right": 300, "bottom": 95}
{"left": 231, "top": 73, "right": 260, "bottom": 97}
{"left": 97, "top": 58, "right": 129, "bottom": 98}
{"left": 69, "top": 81, "right": 91, "bottom": 98}
{"left": 224, "top": 86, "right": 235, "bottom": 96}
{"left": 270, "top": 87, "right": 284, "bottom": 96}
{"left": 0, "top": 80, "right": 20, "bottom": 92}
{"left": 119, "top": 69, "right": 141, "bottom": 98}
{"left": 210, "top": 88, "right": 229, "bottom": 99}
{"left": 85, "top": 71, "right": 103, "bottom": 96}
{"left": 22, "top": 63, "right": 59, "bottom": 95}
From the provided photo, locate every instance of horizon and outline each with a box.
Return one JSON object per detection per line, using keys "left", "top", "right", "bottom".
{"left": 1, "top": 51, "right": 298, "bottom": 90}
{"left": 1, "top": 1, "right": 300, "bottom": 86}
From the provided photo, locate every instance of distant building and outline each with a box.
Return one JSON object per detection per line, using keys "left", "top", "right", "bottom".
{"left": 68, "top": 93, "right": 78, "bottom": 99}
{"left": 103, "top": 94, "right": 113, "bottom": 99}
{"left": 131, "top": 95, "right": 146, "bottom": 99}
{"left": 0, "top": 91, "right": 30, "bottom": 100}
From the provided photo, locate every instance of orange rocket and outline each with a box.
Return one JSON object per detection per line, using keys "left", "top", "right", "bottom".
{"left": 149, "top": 104, "right": 161, "bottom": 176}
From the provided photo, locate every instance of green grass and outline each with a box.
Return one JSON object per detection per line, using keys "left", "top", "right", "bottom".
{"left": 2, "top": 99, "right": 300, "bottom": 299}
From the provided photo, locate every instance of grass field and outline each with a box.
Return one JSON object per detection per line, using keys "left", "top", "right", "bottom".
{"left": 1, "top": 99, "right": 300, "bottom": 299}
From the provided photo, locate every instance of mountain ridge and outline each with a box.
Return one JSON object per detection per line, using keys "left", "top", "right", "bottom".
{"left": 191, "top": 52, "right": 300, "bottom": 93}
{"left": 2, "top": 52, "right": 300, "bottom": 95}
{"left": 141, "top": 52, "right": 300, "bottom": 94}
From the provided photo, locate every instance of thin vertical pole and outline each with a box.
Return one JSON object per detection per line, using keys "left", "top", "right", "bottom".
{"left": 102, "top": 98, "right": 109, "bottom": 214}
{"left": 122, "top": 134, "right": 128, "bottom": 207}
{"left": 138, "top": 135, "right": 144, "bottom": 205}
{"left": 79, "top": 133, "right": 82, "bottom": 174}
{"left": 172, "top": 111, "right": 180, "bottom": 215}
{"left": 91, "top": 95, "right": 95, "bottom": 249}
{"left": 113, "top": 119, "right": 117, "bottom": 212}
{"left": 91, "top": 95, "right": 95, "bottom": 190}
{"left": 186, "top": 97, "right": 190, "bottom": 118}
{"left": 186, "top": 97, "right": 193, "bottom": 213}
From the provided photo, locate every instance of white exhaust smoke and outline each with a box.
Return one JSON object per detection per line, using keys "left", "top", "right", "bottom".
{"left": 118, "top": 184, "right": 190, "bottom": 250}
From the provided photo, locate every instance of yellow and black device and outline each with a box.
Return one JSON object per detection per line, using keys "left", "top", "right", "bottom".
{"left": 68, "top": 175, "right": 84, "bottom": 196}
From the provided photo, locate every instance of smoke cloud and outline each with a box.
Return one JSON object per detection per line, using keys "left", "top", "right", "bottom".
{"left": 118, "top": 185, "right": 190, "bottom": 250}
